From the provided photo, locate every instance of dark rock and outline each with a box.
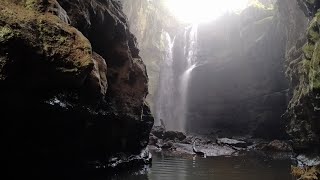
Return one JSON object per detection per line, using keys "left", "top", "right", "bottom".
{"left": 180, "top": 136, "right": 193, "bottom": 144}
{"left": 57, "top": 0, "right": 154, "bottom": 154}
{"left": 2, "top": 0, "right": 154, "bottom": 176}
{"left": 261, "top": 140, "right": 293, "bottom": 152}
{"left": 105, "top": 148, "right": 152, "bottom": 170}
{"left": 297, "top": 0, "right": 320, "bottom": 17}
{"left": 148, "top": 134, "right": 158, "bottom": 146}
{"left": 216, "top": 138, "right": 250, "bottom": 148}
{"left": 151, "top": 125, "right": 166, "bottom": 139}
{"left": 161, "top": 141, "right": 174, "bottom": 149}
{"left": 83, "top": 52, "right": 108, "bottom": 101}
{"left": 163, "top": 131, "right": 187, "bottom": 141}
{"left": 155, "top": 139, "right": 164, "bottom": 148}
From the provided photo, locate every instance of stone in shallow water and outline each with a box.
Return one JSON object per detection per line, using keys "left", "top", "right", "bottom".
{"left": 262, "top": 140, "right": 293, "bottom": 152}
{"left": 297, "top": 154, "right": 320, "bottom": 166}
{"left": 149, "top": 134, "right": 158, "bottom": 146}
{"left": 161, "top": 141, "right": 174, "bottom": 149}
{"left": 216, "top": 138, "right": 250, "bottom": 148}
{"left": 171, "top": 143, "right": 236, "bottom": 157}
{"left": 151, "top": 125, "right": 165, "bottom": 139}
{"left": 163, "top": 131, "right": 187, "bottom": 141}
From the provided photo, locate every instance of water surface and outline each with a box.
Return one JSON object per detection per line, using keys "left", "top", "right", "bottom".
{"left": 111, "top": 151, "right": 295, "bottom": 180}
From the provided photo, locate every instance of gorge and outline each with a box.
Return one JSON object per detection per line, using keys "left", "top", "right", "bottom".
{"left": 2, "top": 0, "right": 320, "bottom": 179}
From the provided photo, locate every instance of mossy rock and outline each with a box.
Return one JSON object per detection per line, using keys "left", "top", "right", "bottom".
{"left": 0, "top": 26, "right": 14, "bottom": 42}
{"left": 309, "top": 42, "right": 320, "bottom": 89}
{"left": 307, "top": 18, "right": 320, "bottom": 43}
{"left": 303, "top": 43, "right": 315, "bottom": 60}
{"left": 0, "top": 1, "right": 94, "bottom": 87}
{"left": 286, "top": 8, "right": 320, "bottom": 149}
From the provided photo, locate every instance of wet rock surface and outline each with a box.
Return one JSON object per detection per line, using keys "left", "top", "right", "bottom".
{"left": 216, "top": 138, "right": 252, "bottom": 148}
{"left": 149, "top": 125, "right": 295, "bottom": 159}
{"left": 260, "top": 140, "right": 293, "bottom": 152}
{"left": 296, "top": 154, "right": 320, "bottom": 166}
{"left": 89, "top": 148, "right": 152, "bottom": 170}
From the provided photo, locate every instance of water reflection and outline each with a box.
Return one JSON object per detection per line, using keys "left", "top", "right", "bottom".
{"left": 109, "top": 151, "right": 295, "bottom": 180}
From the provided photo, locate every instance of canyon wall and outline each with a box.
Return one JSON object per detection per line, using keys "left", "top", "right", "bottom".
{"left": 121, "top": 0, "right": 181, "bottom": 116}
{"left": 280, "top": 0, "right": 320, "bottom": 150}
{"left": 2, "top": 0, "right": 153, "bottom": 176}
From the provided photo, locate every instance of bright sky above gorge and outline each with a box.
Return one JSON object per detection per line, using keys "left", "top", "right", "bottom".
{"left": 164, "top": 0, "right": 249, "bottom": 23}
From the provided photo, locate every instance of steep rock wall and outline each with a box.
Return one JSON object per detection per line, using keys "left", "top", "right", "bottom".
{"left": 280, "top": 0, "right": 320, "bottom": 150}
{"left": 121, "top": 0, "right": 181, "bottom": 115}
{"left": 2, "top": 0, "right": 153, "bottom": 176}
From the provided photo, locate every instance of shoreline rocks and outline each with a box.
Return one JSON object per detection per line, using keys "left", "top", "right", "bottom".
{"left": 149, "top": 125, "right": 295, "bottom": 159}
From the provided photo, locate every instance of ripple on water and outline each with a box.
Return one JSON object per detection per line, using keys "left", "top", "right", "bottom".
{"left": 109, "top": 151, "right": 295, "bottom": 180}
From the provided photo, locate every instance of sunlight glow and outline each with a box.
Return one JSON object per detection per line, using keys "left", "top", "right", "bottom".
{"left": 164, "top": 0, "right": 249, "bottom": 23}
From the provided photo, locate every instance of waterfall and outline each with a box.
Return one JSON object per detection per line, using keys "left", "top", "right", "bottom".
{"left": 156, "top": 25, "right": 198, "bottom": 133}
{"left": 156, "top": 32, "right": 175, "bottom": 128}
{"left": 176, "top": 24, "right": 198, "bottom": 132}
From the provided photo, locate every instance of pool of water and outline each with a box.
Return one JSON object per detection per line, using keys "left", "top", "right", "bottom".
{"left": 109, "top": 151, "right": 295, "bottom": 180}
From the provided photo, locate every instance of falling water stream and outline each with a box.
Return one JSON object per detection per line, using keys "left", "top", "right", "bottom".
{"left": 177, "top": 24, "right": 198, "bottom": 132}
{"left": 156, "top": 32, "right": 176, "bottom": 129}
{"left": 156, "top": 25, "right": 199, "bottom": 132}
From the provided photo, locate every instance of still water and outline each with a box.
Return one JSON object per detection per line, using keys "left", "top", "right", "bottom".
{"left": 110, "top": 151, "right": 295, "bottom": 180}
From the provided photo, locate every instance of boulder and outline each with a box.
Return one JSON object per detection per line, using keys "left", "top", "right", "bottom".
{"left": 151, "top": 125, "right": 166, "bottom": 139}
{"left": 83, "top": 52, "right": 108, "bottom": 101}
{"left": 0, "top": 1, "right": 93, "bottom": 88}
{"left": 161, "top": 140, "right": 174, "bottom": 149}
{"left": 216, "top": 138, "right": 251, "bottom": 148}
{"left": 149, "top": 134, "right": 158, "bottom": 146}
{"left": 163, "top": 131, "right": 187, "bottom": 141}
{"left": 296, "top": 154, "right": 320, "bottom": 166}
{"left": 262, "top": 140, "right": 293, "bottom": 152}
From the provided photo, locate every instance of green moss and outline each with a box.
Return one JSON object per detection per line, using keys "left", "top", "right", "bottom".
{"left": 302, "top": 43, "right": 315, "bottom": 60}
{"left": 249, "top": 0, "right": 266, "bottom": 9}
{"left": 299, "top": 59, "right": 311, "bottom": 75}
{"left": 0, "top": 26, "right": 13, "bottom": 42}
{"left": 307, "top": 24, "right": 320, "bottom": 43}
{"left": 306, "top": 0, "right": 316, "bottom": 5}
{"left": 25, "top": 0, "right": 39, "bottom": 11}
{"left": 309, "top": 42, "right": 320, "bottom": 89}
{"left": 59, "top": 36, "right": 68, "bottom": 44}
{"left": 248, "top": 0, "right": 274, "bottom": 10}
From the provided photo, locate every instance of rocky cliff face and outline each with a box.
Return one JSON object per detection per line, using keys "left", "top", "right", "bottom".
{"left": 121, "top": 0, "right": 181, "bottom": 116}
{"left": 280, "top": 0, "right": 320, "bottom": 150}
{"left": 2, "top": 0, "right": 153, "bottom": 176}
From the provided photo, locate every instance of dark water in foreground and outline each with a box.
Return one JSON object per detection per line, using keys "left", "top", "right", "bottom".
{"left": 110, "top": 152, "right": 295, "bottom": 180}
